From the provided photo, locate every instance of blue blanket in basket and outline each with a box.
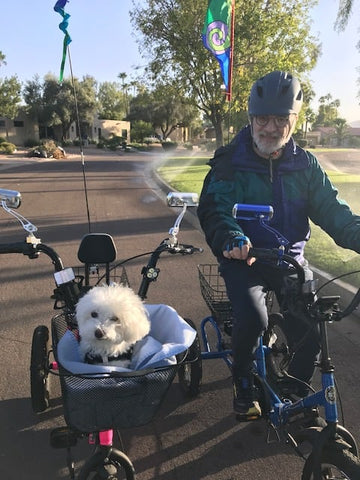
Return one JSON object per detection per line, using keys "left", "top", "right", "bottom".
{"left": 57, "top": 304, "right": 196, "bottom": 374}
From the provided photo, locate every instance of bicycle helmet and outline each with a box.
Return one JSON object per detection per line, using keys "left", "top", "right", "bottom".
{"left": 248, "top": 71, "right": 303, "bottom": 116}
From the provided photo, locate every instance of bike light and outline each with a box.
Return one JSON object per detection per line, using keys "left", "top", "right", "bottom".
{"left": 232, "top": 203, "right": 273, "bottom": 221}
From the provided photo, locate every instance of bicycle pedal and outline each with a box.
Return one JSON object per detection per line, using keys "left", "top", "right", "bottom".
{"left": 235, "top": 413, "right": 261, "bottom": 423}
{"left": 50, "top": 427, "right": 78, "bottom": 449}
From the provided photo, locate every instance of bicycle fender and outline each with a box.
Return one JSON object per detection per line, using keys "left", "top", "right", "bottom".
{"left": 294, "top": 425, "right": 356, "bottom": 454}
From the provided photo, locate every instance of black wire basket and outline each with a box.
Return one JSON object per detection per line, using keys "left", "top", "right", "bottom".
{"left": 51, "top": 313, "right": 179, "bottom": 433}
{"left": 198, "top": 264, "right": 234, "bottom": 332}
{"left": 73, "top": 264, "right": 130, "bottom": 288}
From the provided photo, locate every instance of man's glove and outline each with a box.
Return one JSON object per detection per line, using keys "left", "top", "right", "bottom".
{"left": 222, "top": 234, "right": 250, "bottom": 253}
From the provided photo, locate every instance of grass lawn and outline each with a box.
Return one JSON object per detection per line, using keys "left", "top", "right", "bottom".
{"left": 157, "top": 156, "right": 360, "bottom": 287}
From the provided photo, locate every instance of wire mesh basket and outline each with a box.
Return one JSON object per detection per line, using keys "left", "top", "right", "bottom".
{"left": 52, "top": 265, "right": 130, "bottom": 311}
{"left": 51, "top": 313, "right": 178, "bottom": 432}
{"left": 198, "top": 264, "right": 234, "bottom": 327}
{"left": 73, "top": 264, "right": 130, "bottom": 288}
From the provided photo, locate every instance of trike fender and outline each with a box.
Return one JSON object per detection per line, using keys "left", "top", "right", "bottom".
{"left": 294, "top": 425, "right": 358, "bottom": 457}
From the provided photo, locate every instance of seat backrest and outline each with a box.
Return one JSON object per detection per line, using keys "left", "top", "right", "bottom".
{"left": 77, "top": 233, "right": 117, "bottom": 264}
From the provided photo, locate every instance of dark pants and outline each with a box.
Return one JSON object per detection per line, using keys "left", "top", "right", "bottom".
{"left": 219, "top": 259, "right": 321, "bottom": 384}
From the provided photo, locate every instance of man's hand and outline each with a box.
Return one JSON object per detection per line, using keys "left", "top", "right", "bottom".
{"left": 222, "top": 235, "right": 256, "bottom": 265}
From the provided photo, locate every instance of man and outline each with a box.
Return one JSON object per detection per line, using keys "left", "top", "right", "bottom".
{"left": 197, "top": 70, "right": 360, "bottom": 420}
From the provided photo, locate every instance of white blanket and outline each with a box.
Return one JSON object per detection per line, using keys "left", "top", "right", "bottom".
{"left": 57, "top": 304, "right": 196, "bottom": 374}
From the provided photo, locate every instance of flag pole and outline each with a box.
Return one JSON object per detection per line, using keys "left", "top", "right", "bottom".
{"left": 226, "top": 0, "right": 235, "bottom": 102}
{"left": 226, "top": 0, "right": 235, "bottom": 143}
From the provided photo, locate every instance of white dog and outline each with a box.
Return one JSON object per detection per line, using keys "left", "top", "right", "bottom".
{"left": 75, "top": 284, "right": 150, "bottom": 368}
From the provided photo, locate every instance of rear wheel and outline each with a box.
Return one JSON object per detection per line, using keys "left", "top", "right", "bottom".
{"left": 302, "top": 441, "right": 360, "bottom": 479}
{"left": 30, "top": 325, "right": 51, "bottom": 413}
{"left": 177, "top": 318, "right": 202, "bottom": 397}
{"left": 77, "top": 448, "right": 135, "bottom": 480}
{"left": 263, "top": 313, "right": 291, "bottom": 381}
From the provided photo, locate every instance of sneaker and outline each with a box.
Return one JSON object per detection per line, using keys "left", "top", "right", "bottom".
{"left": 233, "top": 376, "right": 261, "bottom": 421}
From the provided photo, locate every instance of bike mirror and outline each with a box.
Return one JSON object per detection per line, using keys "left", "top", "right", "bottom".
{"left": 233, "top": 203, "right": 273, "bottom": 221}
{"left": 0, "top": 189, "right": 22, "bottom": 209}
{"left": 167, "top": 192, "right": 199, "bottom": 207}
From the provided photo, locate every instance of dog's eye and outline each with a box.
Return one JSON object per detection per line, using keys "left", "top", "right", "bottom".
{"left": 110, "top": 316, "right": 119, "bottom": 322}
{"left": 91, "top": 311, "right": 98, "bottom": 318}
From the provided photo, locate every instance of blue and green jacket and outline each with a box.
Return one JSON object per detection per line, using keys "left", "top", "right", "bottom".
{"left": 197, "top": 125, "right": 360, "bottom": 263}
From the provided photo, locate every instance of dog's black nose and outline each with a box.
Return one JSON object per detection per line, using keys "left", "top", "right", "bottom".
{"left": 95, "top": 328, "right": 104, "bottom": 339}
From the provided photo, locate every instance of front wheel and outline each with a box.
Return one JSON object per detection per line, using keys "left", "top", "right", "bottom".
{"left": 77, "top": 447, "right": 136, "bottom": 480}
{"left": 177, "top": 318, "right": 202, "bottom": 397}
{"left": 30, "top": 325, "right": 51, "bottom": 413}
{"left": 302, "top": 441, "right": 360, "bottom": 479}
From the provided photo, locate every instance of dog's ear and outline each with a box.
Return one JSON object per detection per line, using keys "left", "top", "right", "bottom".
{"left": 127, "top": 305, "right": 150, "bottom": 343}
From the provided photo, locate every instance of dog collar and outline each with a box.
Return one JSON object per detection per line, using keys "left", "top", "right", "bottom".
{"left": 85, "top": 346, "right": 134, "bottom": 364}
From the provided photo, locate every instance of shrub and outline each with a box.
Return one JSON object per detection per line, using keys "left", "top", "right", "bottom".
{"left": 0, "top": 137, "right": 7, "bottom": 144}
{"left": 27, "top": 139, "right": 66, "bottom": 159}
{"left": 105, "top": 135, "right": 125, "bottom": 150}
{"left": 161, "top": 141, "right": 178, "bottom": 151}
{"left": 24, "top": 138, "right": 39, "bottom": 148}
{"left": 297, "top": 139, "right": 308, "bottom": 148}
{"left": 0, "top": 142, "right": 16, "bottom": 154}
{"left": 184, "top": 142, "right": 193, "bottom": 150}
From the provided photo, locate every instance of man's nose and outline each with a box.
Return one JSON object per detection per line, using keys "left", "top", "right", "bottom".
{"left": 263, "top": 117, "right": 278, "bottom": 131}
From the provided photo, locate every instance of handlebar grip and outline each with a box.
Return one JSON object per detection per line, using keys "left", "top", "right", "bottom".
{"left": 249, "top": 247, "right": 306, "bottom": 284}
{"left": 0, "top": 242, "right": 37, "bottom": 255}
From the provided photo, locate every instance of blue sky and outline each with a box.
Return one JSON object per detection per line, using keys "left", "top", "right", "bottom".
{"left": 0, "top": 0, "right": 359, "bottom": 124}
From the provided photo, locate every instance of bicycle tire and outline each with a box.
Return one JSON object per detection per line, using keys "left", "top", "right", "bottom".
{"left": 77, "top": 448, "right": 136, "bottom": 480}
{"left": 263, "top": 313, "right": 291, "bottom": 382}
{"left": 302, "top": 440, "right": 360, "bottom": 479}
{"left": 177, "top": 318, "right": 202, "bottom": 397}
{"left": 30, "top": 325, "right": 51, "bottom": 413}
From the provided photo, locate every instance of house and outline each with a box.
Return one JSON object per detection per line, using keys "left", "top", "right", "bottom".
{"left": 305, "top": 125, "right": 360, "bottom": 148}
{"left": 65, "top": 118, "right": 130, "bottom": 144}
{"left": 0, "top": 111, "right": 39, "bottom": 145}
{"left": 0, "top": 112, "right": 130, "bottom": 146}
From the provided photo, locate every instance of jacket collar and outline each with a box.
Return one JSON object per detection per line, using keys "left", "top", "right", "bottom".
{"left": 231, "top": 125, "right": 309, "bottom": 172}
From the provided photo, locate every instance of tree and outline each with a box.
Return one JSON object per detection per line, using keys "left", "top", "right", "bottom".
{"left": 130, "top": 0, "right": 320, "bottom": 147}
{"left": 313, "top": 94, "right": 341, "bottom": 127}
{"left": 97, "top": 81, "right": 127, "bottom": 120}
{"left": 128, "top": 82, "right": 200, "bottom": 139}
{"left": 334, "top": 117, "right": 348, "bottom": 145}
{"left": 23, "top": 74, "right": 97, "bottom": 142}
{"left": 0, "top": 51, "right": 6, "bottom": 68}
{"left": 0, "top": 76, "right": 22, "bottom": 139}
{"left": 335, "top": 0, "right": 354, "bottom": 31}
{"left": 130, "top": 120, "right": 154, "bottom": 143}
{"left": 335, "top": 1, "right": 360, "bottom": 97}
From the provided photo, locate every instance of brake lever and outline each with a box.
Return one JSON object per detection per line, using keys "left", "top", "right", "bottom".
{"left": 1, "top": 200, "right": 38, "bottom": 234}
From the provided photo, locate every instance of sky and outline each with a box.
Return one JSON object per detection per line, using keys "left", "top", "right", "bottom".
{"left": 0, "top": 0, "right": 359, "bottom": 125}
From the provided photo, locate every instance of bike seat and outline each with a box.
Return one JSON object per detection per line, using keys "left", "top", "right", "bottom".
{"left": 77, "top": 233, "right": 117, "bottom": 264}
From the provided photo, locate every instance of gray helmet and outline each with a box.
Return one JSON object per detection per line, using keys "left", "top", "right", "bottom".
{"left": 248, "top": 71, "right": 303, "bottom": 116}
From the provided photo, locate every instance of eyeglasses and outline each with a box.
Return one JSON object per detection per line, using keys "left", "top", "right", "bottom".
{"left": 253, "top": 115, "right": 291, "bottom": 128}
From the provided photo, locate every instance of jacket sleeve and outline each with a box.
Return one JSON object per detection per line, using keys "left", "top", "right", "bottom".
{"left": 197, "top": 149, "right": 245, "bottom": 258}
{"left": 307, "top": 152, "right": 360, "bottom": 253}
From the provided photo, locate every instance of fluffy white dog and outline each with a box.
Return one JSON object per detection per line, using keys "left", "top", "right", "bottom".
{"left": 75, "top": 284, "right": 150, "bottom": 368}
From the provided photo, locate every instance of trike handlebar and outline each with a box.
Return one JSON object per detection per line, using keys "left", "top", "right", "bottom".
{"left": 249, "top": 246, "right": 360, "bottom": 321}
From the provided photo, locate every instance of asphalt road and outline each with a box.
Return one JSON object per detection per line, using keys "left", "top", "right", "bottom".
{"left": 1, "top": 148, "right": 360, "bottom": 479}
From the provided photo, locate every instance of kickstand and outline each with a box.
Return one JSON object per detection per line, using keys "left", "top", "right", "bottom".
{"left": 66, "top": 447, "right": 76, "bottom": 479}
{"left": 266, "top": 423, "right": 281, "bottom": 444}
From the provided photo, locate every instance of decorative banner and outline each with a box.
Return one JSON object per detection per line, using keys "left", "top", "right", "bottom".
{"left": 202, "top": 0, "right": 235, "bottom": 101}
{"left": 54, "top": 0, "right": 72, "bottom": 82}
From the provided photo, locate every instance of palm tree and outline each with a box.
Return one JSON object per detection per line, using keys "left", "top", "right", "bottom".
{"left": 335, "top": 0, "right": 353, "bottom": 31}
